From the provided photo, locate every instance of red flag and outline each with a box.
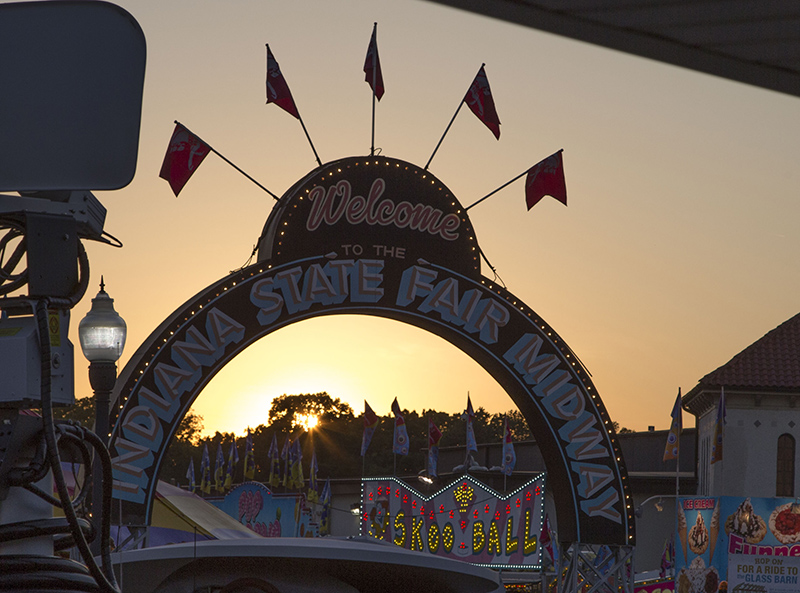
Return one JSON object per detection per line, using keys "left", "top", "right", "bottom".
{"left": 428, "top": 418, "right": 442, "bottom": 449}
{"left": 525, "top": 150, "right": 567, "bottom": 209}
{"left": 364, "top": 23, "right": 384, "bottom": 101}
{"left": 159, "top": 123, "right": 210, "bottom": 197}
{"left": 464, "top": 65, "right": 500, "bottom": 139}
{"left": 266, "top": 44, "right": 299, "bottom": 119}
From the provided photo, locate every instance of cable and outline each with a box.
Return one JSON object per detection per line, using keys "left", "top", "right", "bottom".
{"left": 0, "top": 554, "right": 99, "bottom": 592}
{"left": 0, "top": 221, "right": 28, "bottom": 295}
{"left": 0, "top": 230, "right": 89, "bottom": 306}
{"left": 34, "top": 299, "right": 120, "bottom": 593}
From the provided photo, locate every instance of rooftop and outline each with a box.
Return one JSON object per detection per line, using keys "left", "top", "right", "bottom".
{"left": 684, "top": 312, "right": 800, "bottom": 412}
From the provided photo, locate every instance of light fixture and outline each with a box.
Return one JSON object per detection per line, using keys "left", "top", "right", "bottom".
{"left": 78, "top": 278, "right": 126, "bottom": 556}
{"left": 635, "top": 495, "right": 674, "bottom": 518}
{"left": 350, "top": 503, "right": 361, "bottom": 516}
{"left": 79, "top": 277, "right": 126, "bottom": 364}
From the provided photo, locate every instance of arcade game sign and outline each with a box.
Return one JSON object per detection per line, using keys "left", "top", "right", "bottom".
{"left": 361, "top": 474, "right": 545, "bottom": 569}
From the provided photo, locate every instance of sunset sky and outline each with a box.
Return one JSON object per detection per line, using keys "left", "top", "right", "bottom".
{"left": 66, "top": 0, "right": 799, "bottom": 437}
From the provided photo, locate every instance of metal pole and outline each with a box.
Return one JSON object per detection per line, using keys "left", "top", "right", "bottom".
{"left": 89, "top": 360, "right": 116, "bottom": 556}
{"left": 424, "top": 101, "right": 463, "bottom": 171}
{"left": 297, "top": 115, "right": 322, "bottom": 168}
{"left": 370, "top": 23, "right": 377, "bottom": 156}
{"left": 464, "top": 168, "right": 528, "bottom": 211}
{"left": 174, "top": 121, "right": 281, "bottom": 200}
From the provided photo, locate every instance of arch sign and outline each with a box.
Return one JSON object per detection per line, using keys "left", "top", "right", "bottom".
{"left": 108, "top": 156, "right": 635, "bottom": 546}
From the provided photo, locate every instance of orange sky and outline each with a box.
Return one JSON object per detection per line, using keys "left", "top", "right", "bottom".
{"left": 65, "top": 0, "right": 800, "bottom": 437}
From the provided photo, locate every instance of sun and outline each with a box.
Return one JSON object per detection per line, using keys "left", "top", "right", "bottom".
{"left": 295, "top": 413, "right": 319, "bottom": 431}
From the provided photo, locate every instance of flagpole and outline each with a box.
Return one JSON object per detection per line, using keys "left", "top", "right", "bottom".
{"left": 370, "top": 22, "right": 377, "bottom": 157}
{"left": 424, "top": 96, "right": 467, "bottom": 171}
{"left": 676, "top": 439, "right": 680, "bottom": 499}
{"left": 425, "top": 64, "right": 486, "bottom": 171}
{"left": 676, "top": 388, "right": 681, "bottom": 498}
{"left": 426, "top": 418, "right": 431, "bottom": 477}
{"left": 720, "top": 386, "right": 725, "bottom": 490}
{"left": 465, "top": 149, "right": 564, "bottom": 211}
{"left": 174, "top": 121, "right": 281, "bottom": 201}
{"left": 297, "top": 114, "right": 322, "bottom": 167}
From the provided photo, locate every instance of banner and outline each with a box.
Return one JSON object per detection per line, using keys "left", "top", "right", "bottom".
{"left": 676, "top": 496, "right": 800, "bottom": 592}
{"left": 729, "top": 553, "right": 800, "bottom": 592}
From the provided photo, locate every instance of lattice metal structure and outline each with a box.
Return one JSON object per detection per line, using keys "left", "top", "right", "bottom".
{"left": 553, "top": 543, "right": 635, "bottom": 593}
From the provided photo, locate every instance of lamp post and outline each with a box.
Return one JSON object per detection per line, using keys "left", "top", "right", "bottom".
{"left": 78, "top": 278, "right": 126, "bottom": 555}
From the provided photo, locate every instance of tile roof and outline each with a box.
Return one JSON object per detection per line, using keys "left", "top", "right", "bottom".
{"left": 696, "top": 312, "right": 800, "bottom": 391}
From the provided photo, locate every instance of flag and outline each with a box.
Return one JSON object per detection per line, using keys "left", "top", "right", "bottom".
{"left": 200, "top": 444, "right": 211, "bottom": 494}
{"left": 224, "top": 440, "right": 239, "bottom": 489}
{"left": 265, "top": 44, "right": 299, "bottom": 119}
{"left": 186, "top": 457, "right": 196, "bottom": 493}
{"left": 290, "top": 438, "right": 304, "bottom": 489}
{"left": 361, "top": 400, "right": 380, "bottom": 456}
{"left": 281, "top": 436, "right": 292, "bottom": 487}
{"left": 428, "top": 418, "right": 442, "bottom": 477}
{"left": 268, "top": 434, "right": 281, "bottom": 488}
{"left": 159, "top": 123, "right": 211, "bottom": 197}
{"left": 363, "top": 23, "right": 384, "bottom": 100}
{"left": 391, "top": 398, "right": 409, "bottom": 456}
{"left": 319, "top": 478, "right": 332, "bottom": 535}
{"left": 462, "top": 395, "right": 478, "bottom": 454}
{"left": 710, "top": 387, "right": 726, "bottom": 464}
{"left": 594, "top": 545, "right": 614, "bottom": 575}
{"left": 308, "top": 448, "right": 319, "bottom": 503}
{"left": 502, "top": 416, "right": 516, "bottom": 476}
{"left": 663, "top": 388, "right": 683, "bottom": 462}
{"left": 525, "top": 150, "right": 567, "bottom": 209}
{"left": 660, "top": 533, "right": 675, "bottom": 578}
{"left": 464, "top": 65, "right": 501, "bottom": 139}
{"left": 243, "top": 428, "right": 256, "bottom": 480}
{"left": 214, "top": 444, "right": 225, "bottom": 493}
{"left": 541, "top": 513, "right": 557, "bottom": 565}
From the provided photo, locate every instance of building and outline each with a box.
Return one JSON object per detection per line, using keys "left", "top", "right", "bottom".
{"left": 683, "top": 312, "right": 800, "bottom": 498}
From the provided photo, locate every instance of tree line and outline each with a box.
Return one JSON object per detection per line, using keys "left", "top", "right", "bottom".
{"left": 56, "top": 392, "right": 535, "bottom": 488}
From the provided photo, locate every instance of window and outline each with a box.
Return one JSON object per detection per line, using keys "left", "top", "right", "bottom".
{"left": 776, "top": 434, "right": 795, "bottom": 497}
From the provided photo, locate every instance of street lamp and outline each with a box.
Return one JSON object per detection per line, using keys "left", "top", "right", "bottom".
{"left": 78, "top": 277, "right": 126, "bottom": 554}
{"left": 635, "top": 495, "right": 674, "bottom": 517}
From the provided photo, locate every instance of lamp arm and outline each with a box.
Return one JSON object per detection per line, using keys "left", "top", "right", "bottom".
{"left": 635, "top": 494, "right": 678, "bottom": 517}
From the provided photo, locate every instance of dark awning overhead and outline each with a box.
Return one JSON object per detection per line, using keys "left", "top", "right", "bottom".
{"left": 424, "top": 0, "right": 800, "bottom": 98}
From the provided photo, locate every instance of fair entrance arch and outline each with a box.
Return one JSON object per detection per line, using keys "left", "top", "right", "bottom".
{"left": 108, "top": 156, "right": 635, "bottom": 549}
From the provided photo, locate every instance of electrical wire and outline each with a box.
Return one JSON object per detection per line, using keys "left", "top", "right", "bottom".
{"left": 0, "top": 221, "right": 28, "bottom": 295}
{"left": 33, "top": 298, "right": 120, "bottom": 593}
{"left": 0, "top": 227, "right": 89, "bottom": 306}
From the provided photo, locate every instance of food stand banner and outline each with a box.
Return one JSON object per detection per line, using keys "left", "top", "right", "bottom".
{"left": 675, "top": 496, "right": 800, "bottom": 593}
{"left": 675, "top": 497, "right": 725, "bottom": 593}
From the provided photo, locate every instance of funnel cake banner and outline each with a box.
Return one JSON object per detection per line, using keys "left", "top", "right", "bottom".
{"left": 675, "top": 496, "right": 800, "bottom": 593}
